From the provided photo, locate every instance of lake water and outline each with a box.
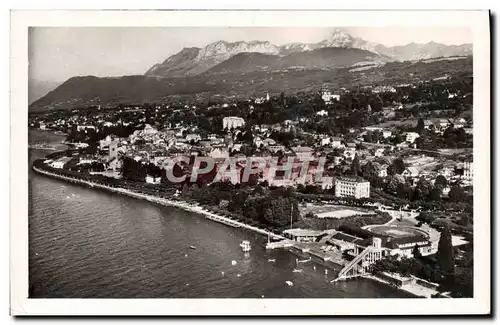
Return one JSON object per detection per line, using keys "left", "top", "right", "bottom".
{"left": 28, "top": 130, "right": 411, "bottom": 298}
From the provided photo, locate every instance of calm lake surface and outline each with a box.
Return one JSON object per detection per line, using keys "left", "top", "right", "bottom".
{"left": 28, "top": 130, "right": 411, "bottom": 298}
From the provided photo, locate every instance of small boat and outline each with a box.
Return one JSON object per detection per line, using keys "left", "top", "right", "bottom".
{"left": 189, "top": 245, "right": 196, "bottom": 250}
{"left": 297, "top": 257, "right": 312, "bottom": 263}
{"left": 285, "top": 281, "right": 294, "bottom": 286}
{"left": 293, "top": 268, "right": 303, "bottom": 273}
{"left": 240, "top": 240, "right": 251, "bottom": 252}
{"left": 268, "top": 259, "right": 276, "bottom": 262}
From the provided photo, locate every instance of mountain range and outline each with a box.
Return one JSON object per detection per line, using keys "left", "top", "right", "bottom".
{"left": 145, "top": 28, "right": 472, "bottom": 78}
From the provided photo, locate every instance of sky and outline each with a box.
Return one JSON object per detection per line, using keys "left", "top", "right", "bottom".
{"left": 29, "top": 27, "right": 472, "bottom": 82}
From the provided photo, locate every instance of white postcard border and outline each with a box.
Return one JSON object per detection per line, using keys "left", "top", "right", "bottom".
{"left": 10, "top": 9, "right": 491, "bottom": 315}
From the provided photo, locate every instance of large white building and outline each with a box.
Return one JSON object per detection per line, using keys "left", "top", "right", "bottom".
{"left": 405, "top": 132, "right": 420, "bottom": 143}
{"left": 335, "top": 177, "right": 370, "bottom": 199}
{"left": 223, "top": 116, "right": 245, "bottom": 130}
{"left": 321, "top": 87, "right": 340, "bottom": 104}
{"left": 50, "top": 156, "right": 72, "bottom": 169}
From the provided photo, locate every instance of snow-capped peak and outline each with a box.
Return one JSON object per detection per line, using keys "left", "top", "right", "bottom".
{"left": 318, "top": 28, "right": 379, "bottom": 54}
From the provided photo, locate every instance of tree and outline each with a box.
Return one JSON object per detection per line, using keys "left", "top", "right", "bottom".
{"left": 388, "top": 158, "right": 405, "bottom": 175}
{"left": 416, "top": 118, "right": 425, "bottom": 133}
{"left": 448, "top": 185, "right": 465, "bottom": 202}
{"left": 416, "top": 178, "right": 432, "bottom": 198}
{"left": 350, "top": 156, "right": 361, "bottom": 176}
{"left": 436, "top": 224, "right": 455, "bottom": 279}
{"left": 361, "top": 161, "right": 377, "bottom": 179}
{"left": 396, "top": 182, "right": 410, "bottom": 200}
{"left": 385, "top": 175, "right": 400, "bottom": 194}
{"left": 412, "top": 244, "right": 422, "bottom": 259}
{"left": 181, "top": 183, "right": 190, "bottom": 196}
{"left": 435, "top": 175, "right": 448, "bottom": 188}
{"left": 429, "top": 185, "right": 443, "bottom": 201}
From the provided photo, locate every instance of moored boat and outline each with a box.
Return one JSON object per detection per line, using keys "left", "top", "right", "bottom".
{"left": 240, "top": 240, "right": 251, "bottom": 252}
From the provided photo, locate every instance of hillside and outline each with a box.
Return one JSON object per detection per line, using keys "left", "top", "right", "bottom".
{"left": 207, "top": 52, "right": 279, "bottom": 74}
{"left": 29, "top": 56, "right": 473, "bottom": 112}
{"left": 207, "top": 47, "right": 389, "bottom": 75}
{"left": 144, "top": 47, "right": 202, "bottom": 77}
{"left": 276, "top": 47, "right": 389, "bottom": 70}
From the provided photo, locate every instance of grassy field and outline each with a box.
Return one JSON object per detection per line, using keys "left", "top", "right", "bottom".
{"left": 300, "top": 203, "right": 373, "bottom": 219}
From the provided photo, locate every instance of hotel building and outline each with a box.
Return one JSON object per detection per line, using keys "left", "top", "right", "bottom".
{"left": 335, "top": 177, "right": 370, "bottom": 199}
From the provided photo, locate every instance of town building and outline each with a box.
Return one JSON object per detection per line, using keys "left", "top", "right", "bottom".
{"left": 438, "top": 166, "right": 455, "bottom": 178}
{"left": 463, "top": 161, "right": 473, "bottom": 179}
{"left": 292, "top": 146, "right": 314, "bottom": 159}
{"left": 78, "top": 156, "right": 99, "bottom": 165}
{"left": 377, "top": 164, "right": 388, "bottom": 177}
{"left": 405, "top": 132, "right": 420, "bottom": 143}
{"left": 344, "top": 147, "right": 356, "bottom": 159}
{"left": 321, "top": 176, "right": 334, "bottom": 190}
{"left": 424, "top": 120, "right": 434, "bottom": 130}
{"left": 374, "top": 148, "right": 385, "bottom": 157}
{"left": 438, "top": 119, "right": 450, "bottom": 129}
{"left": 145, "top": 175, "right": 162, "bottom": 184}
{"left": 222, "top": 116, "right": 245, "bottom": 130}
{"left": 50, "top": 156, "right": 72, "bottom": 169}
{"left": 321, "top": 87, "right": 340, "bottom": 104}
{"left": 372, "top": 86, "right": 396, "bottom": 93}
{"left": 76, "top": 125, "right": 96, "bottom": 132}
{"left": 319, "top": 136, "right": 331, "bottom": 146}
{"left": 283, "top": 229, "right": 325, "bottom": 243}
{"left": 316, "top": 109, "right": 329, "bottom": 116}
{"left": 385, "top": 236, "right": 433, "bottom": 258}
{"left": 402, "top": 167, "right": 420, "bottom": 178}
{"left": 268, "top": 145, "right": 286, "bottom": 153}
{"left": 335, "top": 177, "right": 370, "bottom": 199}
{"left": 331, "top": 137, "right": 343, "bottom": 148}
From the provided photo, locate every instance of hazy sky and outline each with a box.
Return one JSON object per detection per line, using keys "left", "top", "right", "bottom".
{"left": 29, "top": 27, "right": 472, "bottom": 82}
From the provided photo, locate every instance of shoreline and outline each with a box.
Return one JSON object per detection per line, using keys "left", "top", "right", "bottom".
{"left": 32, "top": 165, "right": 285, "bottom": 241}
{"left": 32, "top": 163, "right": 428, "bottom": 299}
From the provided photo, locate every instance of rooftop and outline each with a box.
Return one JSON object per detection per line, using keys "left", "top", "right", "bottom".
{"left": 336, "top": 176, "right": 369, "bottom": 183}
{"left": 283, "top": 228, "right": 325, "bottom": 237}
